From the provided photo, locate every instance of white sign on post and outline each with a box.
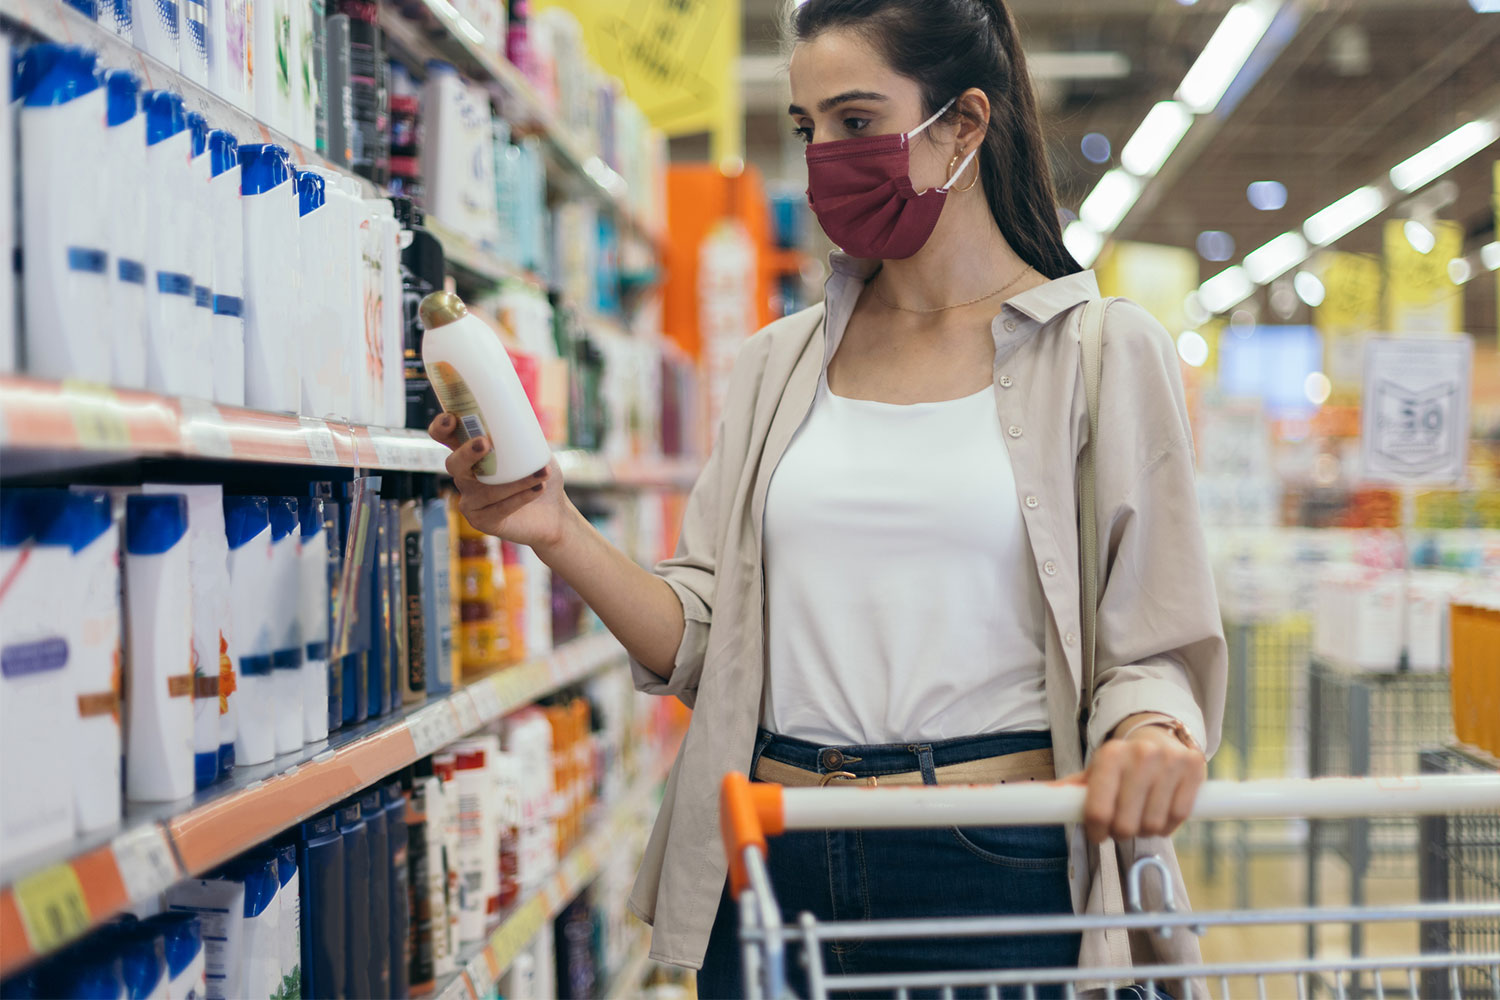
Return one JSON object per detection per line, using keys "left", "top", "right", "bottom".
{"left": 1360, "top": 336, "right": 1472, "bottom": 485}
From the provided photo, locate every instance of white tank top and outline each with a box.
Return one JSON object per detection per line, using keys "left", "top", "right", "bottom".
{"left": 762, "top": 375, "right": 1050, "bottom": 745}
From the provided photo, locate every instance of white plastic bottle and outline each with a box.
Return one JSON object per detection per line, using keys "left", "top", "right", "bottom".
{"left": 0, "top": 33, "right": 13, "bottom": 376}
{"left": 144, "top": 91, "right": 197, "bottom": 397}
{"left": 98, "top": 0, "right": 133, "bottom": 39}
{"left": 207, "top": 0, "right": 250, "bottom": 111}
{"left": 104, "top": 69, "right": 149, "bottom": 390}
{"left": 420, "top": 64, "right": 500, "bottom": 246}
{"left": 209, "top": 130, "right": 245, "bottom": 406}
{"left": 224, "top": 496, "right": 275, "bottom": 766}
{"left": 145, "top": 483, "right": 231, "bottom": 791}
{"left": 303, "top": 167, "right": 361, "bottom": 420}
{"left": 240, "top": 144, "right": 300, "bottom": 413}
{"left": 187, "top": 112, "right": 215, "bottom": 397}
{"left": 16, "top": 44, "right": 111, "bottom": 385}
{"left": 181, "top": 0, "right": 209, "bottom": 87}
{"left": 295, "top": 171, "right": 336, "bottom": 418}
{"left": 365, "top": 199, "right": 404, "bottom": 427}
{"left": 298, "top": 497, "right": 330, "bottom": 743}
{"left": 124, "top": 493, "right": 195, "bottom": 803}
{"left": 268, "top": 497, "right": 304, "bottom": 754}
{"left": 133, "top": 0, "right": 181, "bottom": 69}
{"left": 252, "top": 0, "right": 293, "bottom": 134}
{"left": 40, "top": 492, "right": 123, "bottom": 833}
{"left": 420, "top": 291, "right": 552, "bottom": 483}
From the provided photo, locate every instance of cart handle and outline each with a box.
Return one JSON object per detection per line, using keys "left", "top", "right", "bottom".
{"left": 720, "top": 772, "right": 1500, "bottom": 895}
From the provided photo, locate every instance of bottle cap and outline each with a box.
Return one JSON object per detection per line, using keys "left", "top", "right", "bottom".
{"left": 187, "top": 111, "right": 208, "bottom": 157}
{"left": 238, "top": 143, "right": 290, "bottom": 195}
{"left": 276, "top": 843, "right": 297, "bottom": 887}
{"left": 299, "top": 496, "right": 325, "bottom": 537}
{"left": 209, "top": 129, "right": 238, "bottom": 177}
{"left": 268, "top": 496, "right": 299, "bottom": 542}
{"left": 419, "top": 291, "right": 469, "bottom": 330}
{"left": 35, "top": 490, "right": 114, "bottom": 552}
{"left": 145, "top": 912, "right": 202, "bottom": 979}
{"left": 143, "top": 90, "right": 187, "bottom": 146}
{"left": 0, "top": 492, "right": 31, "bottom": 547}
{"left": 223, "top": 495, "right": 270, "bottom": 549}
{"left": 297, "top": 170, "right": 326, "bottom": 216}
{"left": 14, "top": 44, "right": 100, "bottom": 108}
{"left": 425, "top": 59, "right": 457, "bottom": 75}
{"left": 125, "top": 494, "right": 188, "bottom": 555}
{"left": 104, "top": 69, "right": 140, "bottom": 127}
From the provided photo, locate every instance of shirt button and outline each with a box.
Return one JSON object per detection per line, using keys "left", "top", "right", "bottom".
{"left": 1044, "top": 560, "right": 1058, "bottom": 576}
{"left": 999, "top": 375, "right": 1014, "bottom": 388}
{"left": 1066, "top": 632, "right": 1077, "bottom": 645}
{"left": 1004, "top": 319, "right": 1017, "bottom": 332}
{"left": 1025, "top": 496, "right": 1039, "bottom": 509}
{"left": 1008, "top": 426, "right": 1023, "bottom": 439}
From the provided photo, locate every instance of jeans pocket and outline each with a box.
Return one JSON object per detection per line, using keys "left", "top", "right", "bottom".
{"left": 949, "top": 824, "right": 1070, "bottom": 870}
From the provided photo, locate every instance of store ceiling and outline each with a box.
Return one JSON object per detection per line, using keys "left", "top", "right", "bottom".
{"left": 740, "top": 0, "right": 1499, "bottom": 334}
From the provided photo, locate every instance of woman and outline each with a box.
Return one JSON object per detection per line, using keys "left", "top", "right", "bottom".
{"left": 429, "top": 0, "right": 1226, "bottom": 994}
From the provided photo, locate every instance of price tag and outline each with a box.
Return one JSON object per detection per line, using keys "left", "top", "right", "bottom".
{"left": 61, "top": 381, "right": 130, "bottom": 450}
{"left": 408, "top": 703, "right": 459, "bottom": 756}
{"left": 489, "top": 898, "right": 545, "bottom": 971}
{"left": 369, "top": 433, "right": 399, "bottom": 468}
{"left": 180, "top": 398, "right": 233, "bottom": 458}
{"left": 111, "top": 824, "right": 181, "bottom": 901}
{"left": 470, "top": 677, "right": 504, "bottom": 722}
{"left": 299, "top": 418, "right": 340, "bottom": 466}
{"left": 465, "top": 954, "right": 493, "bottom": 995}
{"left": 451, "top": 691, "right": 481, "bottom": 735}
{"left": 13, "top": 863, "right": 91, "bottom": 955}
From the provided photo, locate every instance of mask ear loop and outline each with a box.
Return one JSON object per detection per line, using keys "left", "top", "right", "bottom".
{"left": 906, "top": 96, "right": 957, "bottom": 142}
{"left": 940, "top": 146, "right": 981, "bottom": 191}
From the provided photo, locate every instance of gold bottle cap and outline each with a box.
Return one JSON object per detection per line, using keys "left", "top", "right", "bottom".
{"left": 419, "top": 291, "right": 469, "bottom": 330}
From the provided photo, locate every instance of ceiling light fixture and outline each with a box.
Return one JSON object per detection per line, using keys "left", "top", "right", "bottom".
{"left": 1389, "top": 119, "right": 1500, "bottom": 193}
{"left": 1482, "top": 242, "right": 1500, "bottom": 271}
{"left": 1175, "top": 0, "right": 1280, "bottom": 114}
{"left": 1293, "top": 270, "right": 1326, "bottom": 307}
{"left": 1064, "top": 221, "right": 1104, "bottom": 268}
{"left": 1198, "top": 266, "right": 1256, "bottom": 314}
{"left": 1079, "top": 169, "right": 1142, "bottom": 233}
{"left": 1303, "top": 186, "right": 1387, "bottom": 246}
{"left": 1243, "top": 231, "right": 1309, "bottom": 284}
{"left": 1247, "top": 180, "right": 1289, "bottom": 211}
{"left": 1403, "top": 220, "right": 1436, "bottom": 255}
{"left": 1448, "top": 258, "right": 1474, "bottom": 285}
{"left": 1177, "top": 331, "right": 1210, "bottom": 368}
{"left": 1120, "top": 101, "right": 1194, "bottom": 177}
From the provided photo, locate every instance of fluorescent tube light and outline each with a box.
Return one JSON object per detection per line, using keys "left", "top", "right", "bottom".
{"left": 1064, "top": 221, "right": 1104, "bottom": 268}
{"left": 1175, "top": 0, "right": 1279, "bottom": 114}
{"left": 1120, "top": 101, "right": 1194, "bottom": 177}
{"left": 1403, "top": 220, "right": 1436, "bottom": 255}
{"left": 1198, "top": 266, "right": 1256, "bottom": 314}
{"left": 1177, "top": 331, "right": 1210, "bottom": 368}
{"left": 1389, "top": 120, "right": 1500, "bottom": 193}
{"left": 1078, "top": 169, "right": 1142, "bottom": 233}
{"left": 1303, "top": 186, "right": 1387, "bottom": 246}
{"left": 1482, "top": 242, "right": 1500, "bottom": 271}
{"left": 1243, "top": 231, "right": 1309, "bottom": 284}
{"left": 1293, "top": 270, "right": 1326, "bottom": 307}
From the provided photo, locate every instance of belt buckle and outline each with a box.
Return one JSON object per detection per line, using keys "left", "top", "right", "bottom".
{"left": 819, "top": 770, "right": 877, "bottom": 788}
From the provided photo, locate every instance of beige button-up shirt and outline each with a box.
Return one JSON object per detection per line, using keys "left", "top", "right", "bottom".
{"left": 627, "top": 253, "right": 1227, "bottom": 975}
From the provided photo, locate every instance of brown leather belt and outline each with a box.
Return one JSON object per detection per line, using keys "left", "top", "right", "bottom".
{"left": 753, "top": 746, "right": 1055, "bottom": 787}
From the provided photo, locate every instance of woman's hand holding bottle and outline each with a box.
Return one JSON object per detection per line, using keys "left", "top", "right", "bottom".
{"left": 429, "top": 413, "right": 571, "bottom": 553}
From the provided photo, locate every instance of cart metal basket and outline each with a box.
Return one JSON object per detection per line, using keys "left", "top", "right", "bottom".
{"left": 720, "top": 774, "right": 1500, "bottom": 1000}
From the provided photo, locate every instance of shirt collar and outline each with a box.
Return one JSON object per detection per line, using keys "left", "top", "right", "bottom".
{"left": 826, "top": 250, "right": 1100, "bottom": 326}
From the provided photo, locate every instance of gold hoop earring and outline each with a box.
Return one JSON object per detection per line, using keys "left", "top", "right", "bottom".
{"left": 947, "top": 150, "right": 980, "bottom": 192}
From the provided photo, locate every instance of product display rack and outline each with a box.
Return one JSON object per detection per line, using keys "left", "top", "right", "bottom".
{"left": 0, "top": 631, "right": 628, "bottom": 978}
{"left": 432, "top": 750, "right": 673, "bottom": 1000}
{"left": 603, "top": 926, "right": 658, "bottom": 1000}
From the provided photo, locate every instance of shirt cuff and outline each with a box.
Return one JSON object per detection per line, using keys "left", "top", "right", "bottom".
{"left": 1087, "top": 664, "right": 1210, "bottom": 758}
{"left": 627, "top": 577, "right": 710, "bottom": 708}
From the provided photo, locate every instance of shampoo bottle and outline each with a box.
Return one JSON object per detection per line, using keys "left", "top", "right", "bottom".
{"left": 104, "top": 69, "right": 149, "bottom": 390}
{"left": 123, "top": 493, "right": 194, "bottom": 803}
{"left": 422, "top": 483, "right": 454, "bottom": 695}
{"left": 399, "top": 481, "right": 426, "bottom": 705}
{"left": 359, "top": 788, "right": 392, "bottom": 999}
{"left": 240, "top": 144, "right": 299, "bottom": 413}
{"left": 298, "top": 496, "right": 331, "bottom": 744}
{"left": 224, "top": 496, "right": 274, "bottom": 766}
{"left": 382, "top": 780, "right": 411, "bottom": 1000}
{"left": 274, "top": 843, "right": 302, "bottom": 996}
{"left": 187, "top": 112, "right": 215, "bottom": 394}
{"left": 318, "top": 493, "right": 344, "bottom": 733}
{"left": 295, "top": 170, "right": 337, "bottom": 418}
{"left": 297, "top": 812, "right": 346, "bottom": 1000}
{"left": 367, "top": 497, "right": 391, "bottom": 720}
{"left": 208, "top": 130, "right": 245, "bottom": 406}
{"left": 99, "top": 0, "right": 133, "bottom": 39}
{"left": 268, "top": 497, "right": 304, "bottom": 755}
{"left": 166, "top": 877, "right": 246, "bottom": 1000}
{"left": 181, "top": 0, "right": 209, "bottom": 87}
{"left": 420, "top": 291, "right": 552, "bottom": 484}
{"left": 16, "top": 44, "right": 111, "bottom": 385}
{"left": 206, "top": 0, "right": 250, "bottom": 110}
{"left": 143, "top": 91, "right": 197, "bottom": 397}
{"left": 146, "top": 912, "right": 206, "bottom": 1000}
{"left": 37, "top": 491, "right": 122, "bottom": 833}
{"left": 133, "top": 0, "right": 180, "bottom": 66}
{"left": 336, "top": 800, "right": 373, "bottom": 999}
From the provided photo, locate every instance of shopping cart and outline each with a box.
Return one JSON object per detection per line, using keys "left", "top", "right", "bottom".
{"left": 720, "top": 773, "right": 1500, "bottom": 999}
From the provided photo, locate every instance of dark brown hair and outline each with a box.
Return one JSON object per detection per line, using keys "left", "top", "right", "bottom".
{"left": 790, "top": 0, "right": 1081, "bottom": 278}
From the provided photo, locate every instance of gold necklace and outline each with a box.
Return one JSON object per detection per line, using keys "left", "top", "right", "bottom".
{"left": 872, "top": 264, "right": 1034, "bottom": 314}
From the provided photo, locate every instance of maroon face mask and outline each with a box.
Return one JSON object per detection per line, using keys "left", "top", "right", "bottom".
{"left": 804, "top": 97, "right": 978, "bottom": 260}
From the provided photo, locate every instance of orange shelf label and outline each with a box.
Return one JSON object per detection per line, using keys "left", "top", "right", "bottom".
{"left": 13, "top": 863, "right": 90, "bottom": 955}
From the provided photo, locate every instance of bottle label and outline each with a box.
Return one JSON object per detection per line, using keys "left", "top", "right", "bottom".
{"left": 428, "top": 362, "right": 498, "bottom": 479}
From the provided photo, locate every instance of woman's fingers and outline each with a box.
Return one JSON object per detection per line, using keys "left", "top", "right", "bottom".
{"left": 428, "top": 412, "right": 462, "bottom": 449}
{"left": 444, "top": 436, "right": 490, "bottom": 480}
{"left": 463, "top": 480, "right": 546, "bottom": 525}
{"left": 1082, "top": 742, "right": 1124, "bottom": 843}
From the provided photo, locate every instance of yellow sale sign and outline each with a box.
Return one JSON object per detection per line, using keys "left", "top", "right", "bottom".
{"left": 1383, "top": 219, "right": 1463, "bottom": 334}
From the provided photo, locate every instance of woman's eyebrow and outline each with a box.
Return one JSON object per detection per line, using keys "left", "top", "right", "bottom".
{"left": 787, "top": 90, "right": 890, "bottom": 116}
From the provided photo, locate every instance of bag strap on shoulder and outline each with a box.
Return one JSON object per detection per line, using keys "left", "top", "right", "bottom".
{"left": 1078, "top": 296, "right": 1109, "bottom": 736}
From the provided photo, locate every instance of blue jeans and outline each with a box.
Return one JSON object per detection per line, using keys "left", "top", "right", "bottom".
{"left": 699, "top": 730, "right": 1082, "bottom": 999}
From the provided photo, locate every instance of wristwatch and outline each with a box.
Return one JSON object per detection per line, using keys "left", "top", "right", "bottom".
{"left": 1115, "top": 714, "right": 1200, "bottom": 753}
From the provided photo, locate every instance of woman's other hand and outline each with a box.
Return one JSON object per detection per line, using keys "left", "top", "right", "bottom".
{"left": 429, "top": 413, "right": 570, "bottom": 552}
{"left": 1062, "top": 720, "right": 1206, "bottom": 843}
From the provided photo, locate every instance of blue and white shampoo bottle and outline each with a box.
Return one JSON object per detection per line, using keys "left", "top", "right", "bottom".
{"left": 104, "top": 70, "right": 149, "bottom": 390}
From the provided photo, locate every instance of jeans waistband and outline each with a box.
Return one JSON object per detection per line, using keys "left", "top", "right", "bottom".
{"left": 754, "top": 728, "right": 1052, "bottom": 779}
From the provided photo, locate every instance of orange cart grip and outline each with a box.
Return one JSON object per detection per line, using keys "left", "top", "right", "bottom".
{"left": 720, "top": 773, "right": 785, "bottom": 896}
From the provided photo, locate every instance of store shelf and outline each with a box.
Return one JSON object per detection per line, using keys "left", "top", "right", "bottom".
{"left": 1, "top": 0, "right": 376, "bottom": 196}
{"left": 605, "top": 926, "right": 658, "bottom": 1000}
{"left": 0, "top": 632, "right": 628, "bottom": 978}
{"left": 377, "top": 0, "right": 663, "bottom": 252}
{"left": 433, "top": 752, "right": 671, "bottom": 1000}
{"left": 0, "top": 376, "right": 449, "bottom": 473}
{"left": 556, "top": 450, "right": 701, "bottom": 492}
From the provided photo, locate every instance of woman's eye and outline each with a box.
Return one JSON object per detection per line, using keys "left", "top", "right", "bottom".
{"left": 844, "top": 117, "right": 871, "bottom": 133}
{"left": 792, "top": 125, "right": 814, "bottom": 144}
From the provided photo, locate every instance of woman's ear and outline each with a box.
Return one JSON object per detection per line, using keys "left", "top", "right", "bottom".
{"left": 954, "top": 87, "right": 992, "bottom": 152}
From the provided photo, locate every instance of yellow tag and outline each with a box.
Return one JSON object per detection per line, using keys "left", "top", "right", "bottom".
{"left": 60, "top": 381, "right": 131, "bottom": 450}
{"left": 14, "top": 863, "right": 91, "bottom": 954}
